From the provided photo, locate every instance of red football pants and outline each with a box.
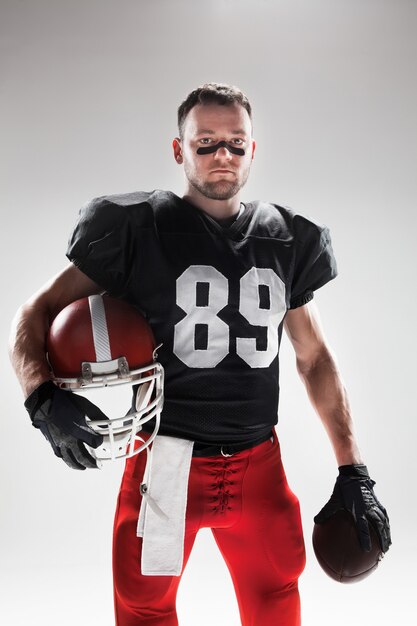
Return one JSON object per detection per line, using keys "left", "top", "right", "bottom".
{"left": 113, "top": 428, "right": 306, "bottom": 626}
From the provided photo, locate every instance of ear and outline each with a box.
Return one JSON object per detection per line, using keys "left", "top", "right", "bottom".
{"left": 172, "top": 137, "right": 183, "bottom": 164}
{"left": 251, "top": 140, "right": 256, "bottom": 160}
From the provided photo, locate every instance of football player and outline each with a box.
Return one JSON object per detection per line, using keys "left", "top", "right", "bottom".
{"left": 9, "top": 82, "right": 391, "bottom": 625}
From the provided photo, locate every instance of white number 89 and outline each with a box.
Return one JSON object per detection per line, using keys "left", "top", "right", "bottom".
{"left": 173, "top": 265, "right": 286, "bottom": 369}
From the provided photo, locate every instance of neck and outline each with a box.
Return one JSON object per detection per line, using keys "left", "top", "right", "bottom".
{"left": 182, "top": 185, "right": 241, "bottom": 220}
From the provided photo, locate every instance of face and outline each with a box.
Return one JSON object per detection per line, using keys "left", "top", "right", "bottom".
{"left": 173, "top": 103, "right": 256, "bottom": 201}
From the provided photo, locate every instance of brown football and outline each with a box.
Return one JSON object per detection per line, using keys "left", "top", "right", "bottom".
{"left": 312, "top": 509, "right": 383, "bottom": 583}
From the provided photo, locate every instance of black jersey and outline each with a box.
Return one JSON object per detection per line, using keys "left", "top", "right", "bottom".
{"left": 67, "top": 190, "right": 337, "bottom": 446}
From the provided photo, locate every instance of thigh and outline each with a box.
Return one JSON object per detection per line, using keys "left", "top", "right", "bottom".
{"left": 211, "top": 431, "right": 306, "bottom": 624}
{"left": 112, "top": 451, "right": 198, "bottom": 625}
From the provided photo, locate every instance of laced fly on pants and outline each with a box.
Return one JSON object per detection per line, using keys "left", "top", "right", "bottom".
{"left": 113, "top": 428, "right": 306, "bottom": 626}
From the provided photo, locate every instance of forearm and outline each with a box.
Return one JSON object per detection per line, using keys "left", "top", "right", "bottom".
{"left": 9, "top": 265, "right": 103, "bottom": 399}
{"left": 297, "top": 348, "right": 363, "bottom": 466}
{"left": 9, "top": 300, "right": 52, "bottom": 398}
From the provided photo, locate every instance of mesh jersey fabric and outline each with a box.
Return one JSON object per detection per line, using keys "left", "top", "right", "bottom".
{"left": 66, "top": 189, "right": 337, "bottom": 446}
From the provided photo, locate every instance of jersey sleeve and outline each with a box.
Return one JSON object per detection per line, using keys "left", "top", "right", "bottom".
{"left": 289, "top": 214, "right": 338, "bottom": 309}
{"left": 66, "top": 196, "right": 136, "bottom": 297}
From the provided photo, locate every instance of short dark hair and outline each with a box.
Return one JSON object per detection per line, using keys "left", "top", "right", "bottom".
{"left": 177, "top": 82, "right": 253, "bottom": 140}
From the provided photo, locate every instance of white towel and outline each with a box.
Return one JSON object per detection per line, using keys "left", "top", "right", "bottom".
{"left": 137, "top": 435, "right": 194, "bottom": 576}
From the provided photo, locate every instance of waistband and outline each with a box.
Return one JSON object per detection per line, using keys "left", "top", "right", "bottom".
{"left": 191, "top": 430, "right": 274, "bottom": 458}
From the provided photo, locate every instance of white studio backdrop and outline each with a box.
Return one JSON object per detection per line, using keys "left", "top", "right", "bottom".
{"left": 1, "top": 1, "right": 416, "bottom": 624}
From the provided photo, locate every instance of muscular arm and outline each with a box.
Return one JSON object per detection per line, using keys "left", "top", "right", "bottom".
{"left": 284, "top": 300, "right": 363, "bottom": 466}
{"left": 9, "top": 264, "right": 102, "bottom": 398}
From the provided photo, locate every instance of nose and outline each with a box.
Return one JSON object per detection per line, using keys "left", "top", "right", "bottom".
{"left": 213, "top": 145, "right": 233, "bottom": 160}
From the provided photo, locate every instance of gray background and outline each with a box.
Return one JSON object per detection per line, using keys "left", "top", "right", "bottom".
{"left": 1, "top": 0, "right": 416, "bottom": 624}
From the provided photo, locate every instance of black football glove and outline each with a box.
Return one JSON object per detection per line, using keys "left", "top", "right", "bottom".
{"left": 314, "top": 464, "right": 391, "bottom": 554}
{"left": 24, "top": 380, "right": 106, "bottom": 470}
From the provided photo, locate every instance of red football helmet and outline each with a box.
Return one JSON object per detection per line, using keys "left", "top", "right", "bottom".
{"left": 46, "top": 294, "right": 164, "bottom": 462}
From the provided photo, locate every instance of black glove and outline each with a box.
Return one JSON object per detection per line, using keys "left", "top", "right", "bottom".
{"left": 25, "top": 380, "right": 106, "bottom": 470}
{"left": 314, "top": 464, "right": 391, "bottom": 554}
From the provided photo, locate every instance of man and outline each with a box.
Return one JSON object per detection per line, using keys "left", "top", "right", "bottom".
{"left": 9, "top": 83, "right": 390, "bottom": 625}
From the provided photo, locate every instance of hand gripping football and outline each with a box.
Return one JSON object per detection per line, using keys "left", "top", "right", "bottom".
{"left": 312, "top": 509, "right": 383, "bottom": 583}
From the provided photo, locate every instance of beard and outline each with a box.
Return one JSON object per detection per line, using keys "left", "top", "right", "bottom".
{"left": 184, "top": 163, "right": 251, "bottom": 201}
